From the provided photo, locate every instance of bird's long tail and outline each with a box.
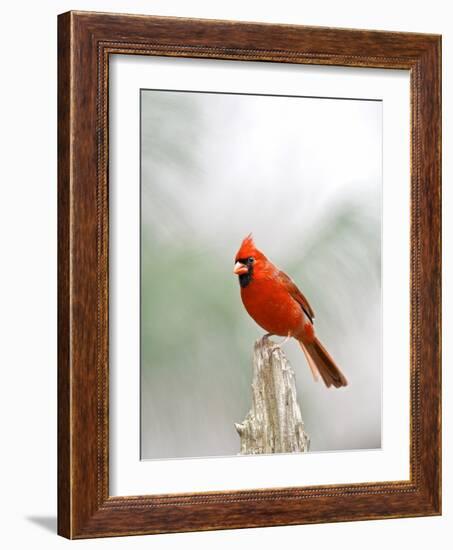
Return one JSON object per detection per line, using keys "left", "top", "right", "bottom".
{"left": 298, "top": 337, "right": 348, "bottom": 388}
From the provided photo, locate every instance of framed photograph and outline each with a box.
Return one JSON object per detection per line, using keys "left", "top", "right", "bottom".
{"left": 58, "top": 11, "right": 441, "bottom": 539}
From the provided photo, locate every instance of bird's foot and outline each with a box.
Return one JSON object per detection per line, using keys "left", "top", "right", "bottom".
{"left": 261, "top": 333, "right": 279, "bottom": 351}
{"left": 279, "top": 334, "right": 291, "bottom": 346}
{"left": 267, "top": 333, "right": 291, "bottom": 352}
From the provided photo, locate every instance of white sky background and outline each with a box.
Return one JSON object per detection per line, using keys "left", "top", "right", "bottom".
{"left": 141, "top": 89, "right": 382, "bottom": 459}
{"left": 142, "top": 91, "right": 381, "bottom": 257}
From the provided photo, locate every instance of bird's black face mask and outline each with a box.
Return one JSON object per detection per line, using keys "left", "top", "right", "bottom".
{"left": 235, "top": 257, "right": 254, "bottom": 288}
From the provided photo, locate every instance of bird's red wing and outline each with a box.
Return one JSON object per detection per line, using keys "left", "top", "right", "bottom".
{"left": 278, "top": 270, "right": 315, "bottom": 323}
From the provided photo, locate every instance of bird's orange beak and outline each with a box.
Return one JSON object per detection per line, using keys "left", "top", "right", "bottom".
{"left": 233, "top": 261, "right": 248, "bottom": 275}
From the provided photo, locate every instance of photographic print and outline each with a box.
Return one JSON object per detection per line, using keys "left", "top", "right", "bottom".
{"left": 58, "top": 12, "right": 441, "bottom": 537}
{"left": 140, "top": 89, "right": 382, "bottom": 460}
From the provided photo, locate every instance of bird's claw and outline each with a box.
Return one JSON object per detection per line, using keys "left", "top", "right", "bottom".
{"left": 261, "top": 333, "right": 291, "bottom": 352}
{"left": 260, "top": 333, "right": 274, "bottom": 346}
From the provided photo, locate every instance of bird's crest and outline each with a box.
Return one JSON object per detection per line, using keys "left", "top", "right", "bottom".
{"left": 235, "top": 233, "right": 264, "bottom": 261}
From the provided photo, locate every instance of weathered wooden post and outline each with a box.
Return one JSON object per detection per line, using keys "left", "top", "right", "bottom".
{"left": 235, "top": 337, "right": 310, "bottom": 455}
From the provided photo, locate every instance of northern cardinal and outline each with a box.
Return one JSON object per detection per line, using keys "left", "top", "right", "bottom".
{"left": 233, "top": 234, "right": 348, "bottom": 388}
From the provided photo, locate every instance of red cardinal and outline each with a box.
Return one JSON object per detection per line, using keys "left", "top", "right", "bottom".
{"left": 233, "top": 234, "right": 347, "bottom": 388}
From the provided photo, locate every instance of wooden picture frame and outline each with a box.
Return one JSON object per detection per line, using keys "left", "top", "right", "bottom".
{"left": 58, "top": 10, "right": 441, "bottom": 539}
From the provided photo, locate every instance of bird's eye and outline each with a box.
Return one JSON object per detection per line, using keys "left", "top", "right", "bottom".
{"left": 247, "top": 257, "right": 255, "bottom": 264}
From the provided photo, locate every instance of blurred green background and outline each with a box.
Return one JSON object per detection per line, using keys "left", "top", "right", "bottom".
{"left": 140, "top": 90, "right": 382, "bottom": 459}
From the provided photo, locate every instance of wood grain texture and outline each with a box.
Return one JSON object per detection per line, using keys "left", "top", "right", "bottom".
{"left": 57, "top": 11, "right": 71, "bottom": 538}
{"left": 57, "top": 10, "right": 441, "bottom": 539}
{"left": 235, "top": 337, "right": 310, "bottom": 455}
